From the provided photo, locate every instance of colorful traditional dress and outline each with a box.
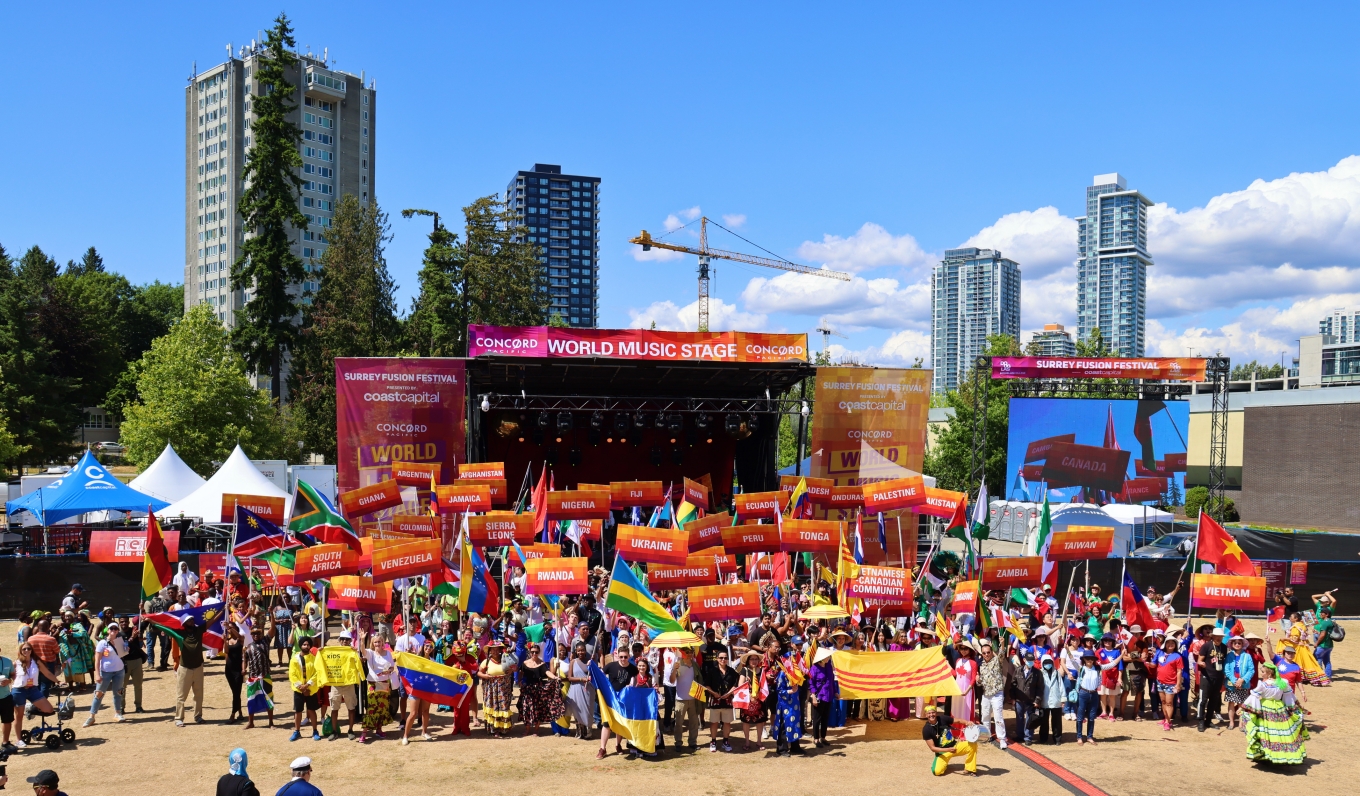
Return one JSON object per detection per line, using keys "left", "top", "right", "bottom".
{"left": 563, "top": 657, "right": 594, "bottom": 734}
{"left": 740, "top": 661, "right": 769, "bottom": 724}
{"left": 772, "top": 656, "right": 803, "bottom": 745}
{"left": 60, "top": 626, "right": 95, "bottom": 677}
{"left": 481, "top": 659, "right": 515, "bottom": 732}
{"left": 519, "top": 660, "right": 565, "bottom": 727}
{"left": 1243, "top": 680, "right": 1307, "bottom": 764}
{"left": 953, "top": 656, "right": 979, "bottom": 722}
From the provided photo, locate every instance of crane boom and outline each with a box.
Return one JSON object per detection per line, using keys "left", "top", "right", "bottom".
{"left": 629, "top": 218, "right": 851, "bottom": 331}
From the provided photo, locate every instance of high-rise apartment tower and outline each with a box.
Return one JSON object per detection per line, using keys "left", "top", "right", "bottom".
{"left": 930, "top": 247, "right": 1021, "bottom": 393}
{"left": 505, "top": 164, "right": 600, "bottom": 327}
{"left": 1076, "top": 173, "right": 1151, "bottom": 356}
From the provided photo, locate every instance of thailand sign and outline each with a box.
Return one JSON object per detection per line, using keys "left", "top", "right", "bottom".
{"left": 848, "top": 565, "right": 911, "bottom": 600}
{"left": 734, "top": 491, "right": 787, "bottom": 521}
{"left": 779, "top": 519, "right": 842, "bottom": 555}
{"left": 980, "top": 556, "right": 1044, "bottom": 589}
{"left": 467, "top": 514, "right": 536, "bottom": 546}
{"left": 991, "top": 356, "right": 1208, "bottom": 382}
{"left": 524, "top": 557, "right": 589, "bottom": 595}
{"left": 1045, "top": 527, "right": 1115, "bottom": 561}
{"left": 294, "top": 543, "right": 362, "bottom": 580}
{"left": 1041, "top": 442, "right": 1130, "bottom": 493}
{"left": 390, "top": 461, "right": 441, "bottom": 487}
{"left": 220, "top": 494, "right": 286, "bottom": 524}
{"left": 859, "top": 596, "right": 915, "bottom": 618}
{"left": 339, "top": 479, "right": 403, "bottom": 519}
{"left": 688, "top": 583, "right": 761, "bottom": 622}
{"left": 1190, "top": 573, "right": 1266, "bottom": 611}
{"left": 615, "top": 524, "right": 689, "bottom": 566}
{"left": 467, "top": 325, "right": 809, "bottom": 363}
{"left": 951, "top": 580, "right": 980, "bottom": 615}
{"left": 88, "top": 530, "right": 181, "bottom": 563}
{"left": 610, "top": 480, "right": 666, "bottom": 509}
{"left": 720, "top": 523, "right": 781, "bottom": 555}
{"left": 918, "top": 487, "right": 966, "bottom": 520}
{"left": 544, "top": 490, "right": 611, "bottom": 520}
{"left": 334, "top": 357, "right": 465, "bottom": 496}
{"left": 434, "top": 484, "right": 491, "bottom": 514}
{"left": 370, "top": 539, "right": 441, "bottom": 584}
{"left": 686, "top": 512, "right": 729, "bottom": 551}
{"left": 326, "top": 576, "right": 393, "bottom": 613}
{"left": 862, "top": 476, "right": 927, "bottom": 513}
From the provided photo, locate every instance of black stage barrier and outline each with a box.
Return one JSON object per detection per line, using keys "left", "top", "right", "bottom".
{"left": 0, "top": 554, "right": 203, "bottom": 615}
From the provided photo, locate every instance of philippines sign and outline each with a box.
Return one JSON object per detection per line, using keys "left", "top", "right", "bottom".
{"left": 647, "top": 556, "right": 722, "bottom": 590}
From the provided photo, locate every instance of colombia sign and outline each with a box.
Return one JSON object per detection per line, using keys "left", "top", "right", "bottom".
{"left": 615, "top": 524, "right": 689, "bottom": 566}
{"left": 688, "top": 583, "right": 761, "bottom": 622}
{"left": 524, "top": 557, "right": 589, "bottom": 595}
{"left": 980, "top": 556, "right": 1043, "bottom": 589}
{"left": 1191, "top": 573, "right": 1266, "bottom": 611}
{"left": 1045, "top": 526, "right": 1114, "bottom": 561}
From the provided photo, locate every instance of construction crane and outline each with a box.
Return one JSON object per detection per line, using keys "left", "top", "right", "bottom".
{"left": 630, "top": 216, "right": 851, "bottom": 331}
{"left": 815, "top": 325, "right": 848, "bottom": 355}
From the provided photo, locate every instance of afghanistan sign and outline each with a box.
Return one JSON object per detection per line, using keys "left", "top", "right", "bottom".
{"left": 688, "top": 583, "right": 761, "bottom": 622}
{"left": 848, "top": 565, "right": 912, "bottom": 599}
{"left": 720, "top": 523, "right": 781, "bottom": 555}
{"left": 467, "top": 514, "right": 536, "bottom": 546}
{"left": 991, "top": 356, "right": 1207, "bottom": 382}
{"left": 1190, "top": 574, "right": 1267, "bottom": 611}
{"left": 334, "top": 357, "right": 466, "bottom": 495}
{"left": 1045, "top": 526, "right": 1115, "bottom": 560}
{"left": 339, "top": 479, "right": 403, "bottom": 519}
{"left": 294, "top": 544, "right": 361, "bottom": 580}
{"left": 544, "top": 490, "right": 612, "bottom": 520}
{"left": 615, "top": 524, "right": 689, "bottom": 566}
{"left": 686, "top": 512, "right": 729, "bottom": 551}
{"left": 371, "top": 539, "right": 441, "bottom": 584}
{"left": 524, "top": 557, "right": 589, "bottom": 595}
{"left": 862, "top": 476, "right": 926, "bottom": 513}
{"left": 980, "top": 556, "right": 1043, "bottom": 589}
{"left": 610, "top": 480, "right": 665, "bottom": 509}
{"left": 458, "top": 462, "right": 505, "bottom": 480}
{"left": 951, "top": 580, "right": 980, "bottom": 615}
{"left": 467, "top": 325, "right": 809, "bottom": 363}
{"left": 327, "top": 576, "right": 393, "bottom": 613}
{"left": 779, "top": 519, "right": 842, "bottom": 555}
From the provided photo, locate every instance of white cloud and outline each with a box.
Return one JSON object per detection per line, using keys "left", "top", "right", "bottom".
{"left": 631, "top": 206, "right": 703, "bottom": 261}
{"left": 664, "top": 206, "right": 702, "bottom": 231}
{"left": 961, "top": 206, "right": 1077, "bottom": 279}
{"left": 826, "top": 329, "right": 932, "bottom": 368}
{"left": 721, "top": 214, "right": 747, "bottom": 228}
{"left": 739, "top": 272, "right": 929, "bottom": 330}
{"left": 1018, "top": 266, "right": 1078, "bottom": 343}
{"left": 796, "top": 222, "right": 934, "bottom": 274}
{"left": 1147, "top": 293, "right": 1360, "bottom": 362}
{"left": 626, "top": 297, "right": 768, "bottom": 332}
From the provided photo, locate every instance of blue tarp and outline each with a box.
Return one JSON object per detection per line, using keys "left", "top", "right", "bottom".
{"left": 5, "top": 451, "right": 170, "bottom": 524}
{"left": 778, "top": 457, "right": 813, "bottom": 477}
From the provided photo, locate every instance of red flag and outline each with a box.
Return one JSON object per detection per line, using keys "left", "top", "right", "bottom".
{"left": 1103, "top": 404, "right": 1120, "bottom": 450}
{"left": 1197, "top": 512, "right": 1255, "bottom": 576}
{"left": 1268, "top": 606, "right": 1285, "bottom": 624}
{"left": 531, "top": 464, "right": 549, "bottom": 542}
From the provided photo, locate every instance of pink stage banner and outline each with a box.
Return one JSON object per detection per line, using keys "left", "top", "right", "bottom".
{"left": 467, "top": 325, "right": 808, "bottom": 363}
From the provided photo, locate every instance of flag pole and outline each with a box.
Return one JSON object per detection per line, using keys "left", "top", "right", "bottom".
{"left": 895, "top": 516, "right": 904, "bottom": 569}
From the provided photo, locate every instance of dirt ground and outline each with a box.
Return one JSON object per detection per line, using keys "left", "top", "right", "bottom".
{"left": 0, "top": 618, "right": 1348, "bottom": 795}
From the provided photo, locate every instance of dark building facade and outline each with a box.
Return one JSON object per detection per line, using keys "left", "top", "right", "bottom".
{"left": 505, "top": 164, "right": 600, "bottom": 327}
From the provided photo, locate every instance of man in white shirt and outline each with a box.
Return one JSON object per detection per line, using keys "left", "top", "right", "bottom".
{"left": 666, "top": 648, "right": 699, "bottom": 749}
{"left": 172, "top": 563, "right": 199, "bottom": 596}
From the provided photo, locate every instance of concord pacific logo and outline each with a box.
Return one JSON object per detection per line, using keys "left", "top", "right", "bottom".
{"left": 376, "top": 423, "right": 427, "bottom": 433}
{"left": 476, "top": 336, "right": 538, "bottom": 350}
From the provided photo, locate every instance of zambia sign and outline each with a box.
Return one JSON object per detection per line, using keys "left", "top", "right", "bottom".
{"left": 980, "top": 556, "right": 1043, "bottom": 589}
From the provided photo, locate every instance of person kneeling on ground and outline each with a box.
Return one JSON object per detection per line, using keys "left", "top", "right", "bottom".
{"left": 923, "top": 705, "right": 977, "bottom": 777}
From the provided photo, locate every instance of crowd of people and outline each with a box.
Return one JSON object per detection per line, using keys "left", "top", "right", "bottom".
{"left": 0, "top": 562, "right": 1342, "bottom": 786}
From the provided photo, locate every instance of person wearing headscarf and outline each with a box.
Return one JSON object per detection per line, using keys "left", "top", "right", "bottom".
{"left": 215, "top": 748, "right": 260, "bottom": 796}
{"left": 1242, "top": 659, "right": 1308, "bottom": 765}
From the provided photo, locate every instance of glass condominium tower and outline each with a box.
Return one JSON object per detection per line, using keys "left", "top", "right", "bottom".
{"left": 505, "top": 164, "right": 600, "bottom": 327}
{"left": 931, "top": 247, "right": 1021, "bottom": 393}
{"left": 1076, "top": 173, "right": 1152, "bottom": 356}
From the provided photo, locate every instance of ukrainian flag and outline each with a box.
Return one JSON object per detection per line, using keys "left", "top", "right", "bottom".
{"left": 589, "top": 660, "right": 659, "bottom": 753}
{"left": 604, "top": 555, "right": 684, "bottom": 633}
{"left": 394, "top": 652, "right": 474, "bottom": 706}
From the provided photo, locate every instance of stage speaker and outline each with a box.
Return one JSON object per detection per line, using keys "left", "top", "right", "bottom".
{"left": 613, "top": 412, "right": 630, "bottom": 436}
{"left": 556, "top": 411, "right": 573, "bottom": 434}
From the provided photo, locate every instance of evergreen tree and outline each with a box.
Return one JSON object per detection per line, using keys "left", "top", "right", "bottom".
{"left": 64, "top": 246, "right": 106, "bottom": 277}
{"left": 121, "top": 304, "right": 297, "bottom": 474}
{"left": 404, "top": 210, "right": 462, "bottom": 357}
{"left": 922, "top": 334, "right": 1020, "bottom": 495}
{"left": 290, "top": 195, "right": 402, "bottom": 461}
{"left": 232, "top": 13, "right": 307, "bottom": 399}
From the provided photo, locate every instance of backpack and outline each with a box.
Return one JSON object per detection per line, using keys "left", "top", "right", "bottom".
{"left": 1330, "top": 625, "right": 1345, "bottom": 643}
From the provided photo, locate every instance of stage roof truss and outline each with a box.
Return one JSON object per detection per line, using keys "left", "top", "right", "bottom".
{"left": 480, "top": 393, "right": 808, "bottom": 415}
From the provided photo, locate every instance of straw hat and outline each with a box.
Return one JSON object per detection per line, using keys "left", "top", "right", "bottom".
{"left": 1243, "top": 632, "right": 1264, "bottom": 642}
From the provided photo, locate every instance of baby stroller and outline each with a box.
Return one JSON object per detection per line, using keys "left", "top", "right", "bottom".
{"left": 22, "top": 695, "right": 76, "bottom": 750}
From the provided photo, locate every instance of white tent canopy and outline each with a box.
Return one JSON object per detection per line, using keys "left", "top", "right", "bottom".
{"left": 1100, "top": 503, "right": 1175, "bottom": 529}
{"left": 1022, "top": 504, "right": 1136, "bottom": 557}
{"left": 157, "top": 444, "right": 291, "bottom": 522}
{"left": 129, "top": 443, "right": 207, "bottom": 505}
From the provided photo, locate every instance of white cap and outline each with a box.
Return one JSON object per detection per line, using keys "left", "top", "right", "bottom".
{"left": 290, "top": 757, "right": 312, "bottom": 771}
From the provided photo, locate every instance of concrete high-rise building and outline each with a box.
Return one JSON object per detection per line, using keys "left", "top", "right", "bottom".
{"left": 931, "top": 247, "right": 1021, "bottom": 393}
{"left": 1319, "top": 307, "right": 1360, "bottom": 343}
{"left": 1030, "top": 323, "right": 1076, "bottom": 356}
{"left": 1076, "top": 173, "right": 1152, "bottom": 356}
{"left": 505, "top": 164, "right": 600, "bottom": 328}
{"left": 185, "top": 42, "right": 375, "bottom": 341}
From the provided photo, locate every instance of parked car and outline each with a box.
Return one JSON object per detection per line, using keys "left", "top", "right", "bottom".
{"left": 94, "top": 442, "right": 126, "bottom": 454}
{"left": 1130, "top": 531, "right": 1196, "bottom": 558}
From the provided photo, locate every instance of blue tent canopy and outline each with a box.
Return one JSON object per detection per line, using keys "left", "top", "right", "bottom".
{"left": 5, "top": 451, "right": 170, "bottom": 525}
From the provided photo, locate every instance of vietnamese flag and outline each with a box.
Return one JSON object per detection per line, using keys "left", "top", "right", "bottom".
{"left": 1196, "top": 512, "right": 1255, "bottom": 576}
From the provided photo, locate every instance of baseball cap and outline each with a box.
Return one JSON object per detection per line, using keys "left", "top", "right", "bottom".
{"left": 290, "top": 756, "right": 313, "bottom": 771}
{"left": 27, "top": 771, "right": 60, "bottom": 787}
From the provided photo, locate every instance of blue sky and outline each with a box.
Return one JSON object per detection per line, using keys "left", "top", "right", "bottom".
{"left": 3, "top": 4, "right": 1359, "bottom": 367}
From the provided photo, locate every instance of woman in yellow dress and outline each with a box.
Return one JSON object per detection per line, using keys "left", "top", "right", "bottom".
{"left": 479, "top": 641, "right": 517, "bottom": 737}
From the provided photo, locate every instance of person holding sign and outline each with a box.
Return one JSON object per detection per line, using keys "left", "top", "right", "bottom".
{"left": 321, "top": 634, "right": 363, "bottom": 741}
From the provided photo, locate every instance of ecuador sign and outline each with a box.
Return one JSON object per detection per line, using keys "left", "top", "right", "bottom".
{"left": 615, "top": 524, "right": 689, "bottom": 566}
{"left": 734, "top": 491, "right": 787, "bottom": 521}
{"left": 991, "top": 357, "right": 1208, "bottom": 382}
{"left": 720, "top": 523, "right": 781, "bottom": 555}
{"left": 1045, "top": 526, "right": 1115, "bottom": 560}
{"left": 467, "top": 325, "right": 809, "bottom": 363}
{"left": 326, "top": 576, "right": 393, "bottom": 613}
{"left": 688, "top": 583, "right": 761, "bottom": 623}
{"left": 980, "top": 556, "right": 1043, "bottom": 589}
{"left": 779, "top": 519, "right": 842, "bottom": 555}
{"left": 1191, "top": 574, "right": 1267, "bottom": 611}
{"left": 524, "top": 557, "right": 589, "bottom": 595}
{"left": 371, "top": 539, "right": 441, "bottom": 583}
{"left": 848, "top": 565, "right": 912, "bottom": 600}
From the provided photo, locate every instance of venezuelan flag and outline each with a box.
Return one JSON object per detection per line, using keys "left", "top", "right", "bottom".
{"left": 459, "top": 533, "right": 499, "bottom": 614}
{"left": 589, "top": 660, "right": 658, "bottom": 753}
{"left": 604, "top": 555, "right": 684, "bottom": 633}
{"left": 394, "top": 652, "right": 474, "bottom": 706}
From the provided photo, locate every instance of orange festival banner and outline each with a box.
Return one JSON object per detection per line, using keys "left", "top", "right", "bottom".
{"left": 507, "top": 543, "right": 562, "bottom": 568}
{"left": 734, "top": 491, "right": 787, "bottom": 521}
{"left": 544, "top": 490, "right": 612, "bottom": 520}
{"left": 720, "top": 523, "right": 781, "bottom": 555}
{"left": 390, "top": 514, "right": 439, "bottom": 537}
{"left": 356, "top": 537, "right": 404, "bottom": 572}
{"left": 220, "top": 493, "right": 286, "bottom": 524}
{"left": 1191, "top": 573, "right": 1267, "bottom": 611}
{"left": 779, "top": 519, "right": 842, "bottom": 555}
{"left": 524, "top": 557, "right": 589, "bottom": 595}
{"left": 339, "top": 479, "right": 404, "bottom": 518}
{"left": 467, "top": 514, "right": 536, "bottom": 546}
{"left": 951, "top": 580, "right": 980, "bottom": 615}
{"left": 326, "top": 576, "right": 393, "bottom": 613}
{"left": 615, "top": 524, "right": 689, "bottom": 566}
{"left": 918, "top": 487, "right": 966, "bottom": 520}
{"left": 456, "top": 478, "right": 508, "bottom": 506}
{"left": 1046, "top": 526, "right": 1115, "bottom": 561}
{"left": 434, "top": 484, "right": 491, "bottom": 514}
{"left": 294, "top": 544, "right": 361, "bottom": 580}
{"left": 686, "top": 512, "right": 729, "bottom": 551}
{"left": 371, "top": 538, "right": 441, "bottom": 583}
{"left": 862, "top": 476, "right": 927, "bottom": 514}
{"left": 647, "top": 557, "right": 721, "bottom": 590}
{"left": 458, "top": 462, "right": 506, "bottom": 480}
{"left": 848, "top": 565, "right": 912, "bottom": 599}
{"left": 980, "top": 556, "right": 1044, "bottom": 589}
{"left": 391, "top": 460, "right": 441, "bottom": 487}
{"left": 683, "top": 477, "right": 711, "bottom": 510}
{"left": 610, "top": 480, "right": 666, "bottom": 509}
{"left": 688, "top": 583, "right": 762, "bottom": 622}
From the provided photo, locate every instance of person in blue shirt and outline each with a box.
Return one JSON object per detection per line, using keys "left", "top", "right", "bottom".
{"left": 275, "top": 757, "right": 323, "bottom": 796}
{"left": 1223, "top": 636, "right": 1255, "bottom": 731}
